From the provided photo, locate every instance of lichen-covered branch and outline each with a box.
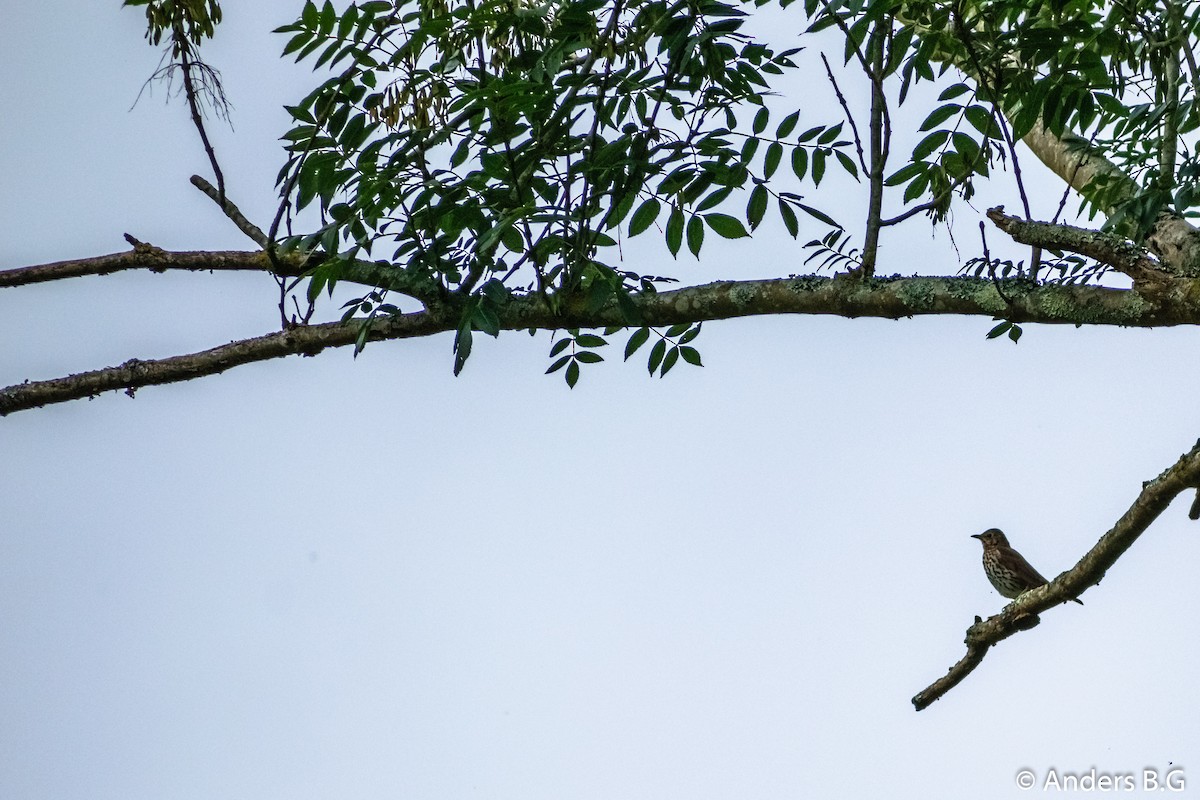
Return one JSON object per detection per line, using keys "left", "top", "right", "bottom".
{"left": 7, "top": 273, "right": 1200, "bottom": 416}
{"left": 986, "top": 206, "right": 1167, "bottom": 285}
{"left": 913, "top": 439, "right": 1200, "bottom": 711}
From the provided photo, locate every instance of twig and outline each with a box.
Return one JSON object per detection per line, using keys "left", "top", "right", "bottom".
{"left": 980, "top": 220, "right": 1013, "bottom": 307}
{"left": 820, "top": 53, "right": 866, "bottom": 172}
{"left": 0, "top": 248, "right": 283, "bottom": 287}
{"left": 190, "top": 175, "right": 269, "bottom": 247}
{"left": 0, "top": 246, "right": 440, "bottom": 303}
{"left": 178, "top": 41, "right": 227, "bottom": 204}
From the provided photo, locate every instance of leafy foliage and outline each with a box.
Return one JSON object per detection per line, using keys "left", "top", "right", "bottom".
{"left": 124, "top": 0, "right": 223, "bottom": 52}
{"left": 270, "top": 0, "right": 870, "bottom": 371}
{"left": 803, "top": 227, "right": 860, "bottom": 271}
{"left": 118, "top": 0, "right": 1200, "bottom": 380}
{"left": 869, "top": 0, "right": 1200, "bottom": 236}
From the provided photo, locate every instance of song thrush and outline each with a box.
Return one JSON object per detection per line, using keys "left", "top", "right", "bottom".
{"left": 972, "top": 528, "right": 1083, "bottom": 605}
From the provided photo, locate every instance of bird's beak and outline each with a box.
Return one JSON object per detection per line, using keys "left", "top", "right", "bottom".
{"left": 970, "top": 533, "right": 983, "bottom": 540}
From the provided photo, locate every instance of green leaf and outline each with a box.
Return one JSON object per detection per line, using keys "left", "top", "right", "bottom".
{"left": 920, "top": 104, "right": 962, "bottom": 131}
{"left": 549, "top": 337, "right": 572, "bottom": 357}
{"left": 679, "top": 346, "right": 703, "bottom": 366}
{"left": 660, "top": 346, "right": 680, "bottom": 377}
{"left": 704, "top": 213, "right": 749, "bottom": 238}
{"left": 903, "top": 172, "right": 929, "bottom": 203}
{"left": 776, "top": 110, "right": 800, "bottom": 139}
{"left": 938, "top": 83, "right": 972, "bottom": 101}
{"left": 453, "top": 327, "right": 473, "bottom": 376}
{"left": 478, "top": 214, "right": 517, "bottom": 255}
{"left": 779, "top": 198, "right": 799, "bottom": 237}
{"left": 665, "top": 323, "right": 690, "bottom": 337}
{"left": 797, "top": 125, "right": 823, "bottom": 142}
{"left": 695, "top": 186, "right": 733, "bottom": 213}
{"left": 796, "top": 203, "right": 839, "bottom": 228}
{"left": 546, "top": 354, "right": 572, "bottom": 374}
{"left": 747, "top": 184, "right": 768, "bottom": 230}
{"left": 764, "top": 142, "right": 783, "bottom": 179}
{"left": 687, "top": 214, "right": 705, "bottom": 257}
{"left": 792, "top": 147, "right": 808, "bottom": 180}
{"left": 986, "top": 321, "right": 1012, "bottom": 340}
{"left": 605, "top": 189, "right": 639, "bottom": 230}
{"left": 648, "top": 339, "right": 667, "bottom": 374}
{"left": 835, "top": 150, "right": 858, "bottom": 179}
{"left": 629, "top": 198, "right": 661, "bottom": 236}
{"left": 752, "top": 107, "right": 769, "bottom": 135}
{"left": 473, "top": 303, "right": 501, "bottom": 337}
{"left": 353, "top": 320, "right": 370, "bottom": 357}
{"left": 575, "top": 333, "right": 607, "bottom": 348}
{"left": 666, "top": 207, "right": 683, "bottom": 257}
{"left": 812, "top": 148, "right": 826, "bottom": 186}
{"left": 964, "top": 105, "right": 999, "bottom": 138}
{"left": 565, "top": 360, "right": 581, "bottom": 388}
{"left": 817, "top": 122, "right": 843, "bottom": 145}
{"left": 885, "top": 162, "right": 925, "bottom": 186}
{"left": 625, "top": 327, "right": 650, "bottom": 360}
{"left": 319, "top": 0, "right": 336, "bottom": 35}
{"left": 282, "top": 31, "right": 314, "bottom": 57}
{"left": 912, "top": 130, "right": 949, "bottom": 161}
{"left": 740, "top": 137, "right": 760, "bottom": 163}
{"left": 500, "top": 225, "right": 524, "bottom": 254}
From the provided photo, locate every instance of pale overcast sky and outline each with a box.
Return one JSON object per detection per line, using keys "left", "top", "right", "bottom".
{"left": 1, "top": 3, "right": 1196, "bottom": 799}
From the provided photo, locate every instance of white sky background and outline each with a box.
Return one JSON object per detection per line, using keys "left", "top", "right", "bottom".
{"left": 1, "top": 2, "right": 1197, "bottom": 798}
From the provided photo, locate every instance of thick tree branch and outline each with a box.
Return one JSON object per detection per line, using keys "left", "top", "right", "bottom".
{"left": 7, "top": 273, "right": 1200, "bottom": 415}
{"left": 913, "top": 439, "right": 1200, "bottom": 711}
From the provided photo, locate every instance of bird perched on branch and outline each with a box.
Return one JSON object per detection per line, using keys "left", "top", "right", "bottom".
{"left": 972, "top": 528, "right": 1083, "bottom": 606}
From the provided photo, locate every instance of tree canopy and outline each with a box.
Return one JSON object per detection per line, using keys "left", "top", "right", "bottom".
{"left": 4, "top": 0, "right": 1200, "bottom": 709}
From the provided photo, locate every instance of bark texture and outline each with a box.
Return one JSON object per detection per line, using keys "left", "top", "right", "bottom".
{"left": 5, "top": 264, "right": 1200, "bottom": 416}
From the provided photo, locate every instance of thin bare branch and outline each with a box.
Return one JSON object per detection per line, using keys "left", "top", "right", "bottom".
{"left": 0, "top": 245, "right": 439, "bottom": 302}
{"left": 177, "top": 43, "right": 228, "bottom": 203}
{"left": 0, "top": 248, "right": 287, "bottom": 287}
{"left": 820, "top": 53, "right": 866, "bottom": 172}
{"left": 0, "top": 312, "right": 444, "bottom": 416}
{"left": 914, "top": 439, "right": 1200, "bottom": 710}
{"left": 191, "top": 175, "right": 268, "bottom": 246}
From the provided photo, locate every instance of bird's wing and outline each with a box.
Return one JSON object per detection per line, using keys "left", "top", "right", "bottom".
{"left": 1002, "top": 546, "right": 1052, "bottom": 586}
